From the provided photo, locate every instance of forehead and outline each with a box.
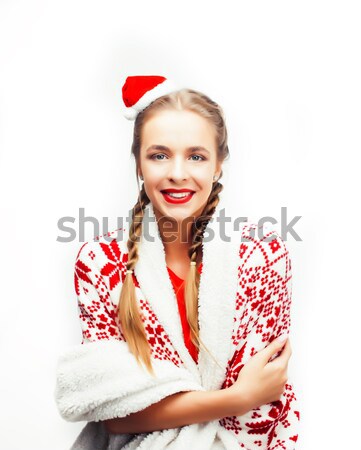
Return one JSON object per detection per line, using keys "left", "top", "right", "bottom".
{"left": 141, "top": 109, "right": 217, "bottom": 149}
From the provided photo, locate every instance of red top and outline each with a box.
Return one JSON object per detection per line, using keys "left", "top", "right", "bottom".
{"left": 166, "top": 263, "right": 203, "bottom": 364}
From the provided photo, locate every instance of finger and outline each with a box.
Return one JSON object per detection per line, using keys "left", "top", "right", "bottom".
{"left": 278, "top": 338, "right": 292, "bottom": 361}
{"left": 261, "top": 335, "right": 289, "bottom": 362}
{"left": 266, "top": 338, "right": 291, "bottom": 365}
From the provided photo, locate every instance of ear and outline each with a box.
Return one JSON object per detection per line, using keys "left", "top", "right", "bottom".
{"left": 215, "top": 161, "right": 222, "bottom": 179}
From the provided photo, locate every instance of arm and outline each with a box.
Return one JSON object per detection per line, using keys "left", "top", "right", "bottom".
{"left": 56, "top": 241, "right": 217, "bottom": 425}
{"left": 103, "top": 387, "right": 251, "bottom": 434}
{"left": 219, "top": 225, "right": 301, "bottom": 445}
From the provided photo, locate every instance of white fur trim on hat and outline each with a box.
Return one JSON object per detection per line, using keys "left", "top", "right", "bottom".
{"left": 122, "top": 79, "right": 180, "bottom": 121}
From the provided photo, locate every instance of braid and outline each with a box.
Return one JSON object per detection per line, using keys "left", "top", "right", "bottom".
{"left": 189, "top": 181, "right": 224, "bottom": 264}
{"left": 117, "top": 185, "right": 155, "bottom": 375}
{"left": 184, "top": 181, "right": 225, "bottom": 371}
{"left": 126, "top": 185, "right": 150, "bottom": 264}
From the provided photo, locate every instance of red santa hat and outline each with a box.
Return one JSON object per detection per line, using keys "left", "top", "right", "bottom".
{"left": 121, "top": 75, "right": 179, "bottom": 120}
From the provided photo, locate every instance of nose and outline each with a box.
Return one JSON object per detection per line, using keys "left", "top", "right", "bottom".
{"left": 167, "top": 156, "right": 189, "bottom": 182}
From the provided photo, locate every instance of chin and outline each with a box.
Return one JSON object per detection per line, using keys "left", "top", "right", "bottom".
{"left": 154, "top": 203, "right": 198, "bottom": 222}
{"left": 151, "top": 191, "right": 208, "bottom": 222}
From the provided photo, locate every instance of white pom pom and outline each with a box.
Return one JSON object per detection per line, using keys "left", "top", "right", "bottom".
{"left": 122, "top": 107, "right": 137, "bottom": 121}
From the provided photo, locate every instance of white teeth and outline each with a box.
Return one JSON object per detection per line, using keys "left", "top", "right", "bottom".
{"left": 164, "top": 192, "right": 192, "bottom": 198}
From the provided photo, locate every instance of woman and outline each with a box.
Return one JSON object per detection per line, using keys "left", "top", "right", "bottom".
{"left": 55, "top": 75, "right": 300, "bottom": 449}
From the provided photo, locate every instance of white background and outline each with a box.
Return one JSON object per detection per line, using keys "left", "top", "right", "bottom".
{"left": 1, "top": 1, "right": 360, "bottom": 449}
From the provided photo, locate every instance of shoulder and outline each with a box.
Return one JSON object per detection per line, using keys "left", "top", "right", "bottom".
{"left": 238, "top": 220, "right": 290, "bottom": 277}
{"left": 74, "top": 226, "right": 129, "bottom": 270}
{"left": 73, "top": 226, "right": 132, "bottom": 297}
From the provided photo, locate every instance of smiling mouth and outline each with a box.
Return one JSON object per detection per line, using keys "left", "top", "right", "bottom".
{"left": 160, "top": 191, "right": 195, "bottom": 203}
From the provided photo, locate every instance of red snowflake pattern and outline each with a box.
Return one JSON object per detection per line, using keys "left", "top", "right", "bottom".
{"left": 218, "top": 224, "right": 300, "bottom": 448}
{"left": 72, "top": 224, "right": 300, "bottom": 448}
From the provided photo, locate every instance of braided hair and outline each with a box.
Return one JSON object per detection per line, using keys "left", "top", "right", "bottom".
{"left": 117, "top": 89, "right": 230, "bottom": 376}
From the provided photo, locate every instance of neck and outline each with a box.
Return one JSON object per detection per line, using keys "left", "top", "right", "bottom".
{"left": 153, "top": 208, "right": 195, "bottom": 243}
{"left": 152, "top": 209, "right": 203, "bottom": 263}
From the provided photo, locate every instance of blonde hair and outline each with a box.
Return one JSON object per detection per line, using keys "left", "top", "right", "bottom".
{"left": 118, "top": 89, "right": 230, "bottom": 376}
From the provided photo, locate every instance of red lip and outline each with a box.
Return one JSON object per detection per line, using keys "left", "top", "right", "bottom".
{"left": 161, "top": 190, "right": 195, "bottom": 204}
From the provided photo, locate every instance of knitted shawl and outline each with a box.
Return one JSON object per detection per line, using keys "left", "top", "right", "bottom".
{"left": 54, "top": 198, "right": 300, "bottom": 449}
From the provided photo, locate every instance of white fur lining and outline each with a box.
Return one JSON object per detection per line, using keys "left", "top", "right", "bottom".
{"left": 134, "top": 197, "right": 241, "bottom": 390}
{"left": 55, "top": 339, "right": 205, "bottom": 423}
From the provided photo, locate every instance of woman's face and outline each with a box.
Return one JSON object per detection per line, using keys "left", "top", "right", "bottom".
{"left": 139, "top": 109, "right": 222, "bottom": 230}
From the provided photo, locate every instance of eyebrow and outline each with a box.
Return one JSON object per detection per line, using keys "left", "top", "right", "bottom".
{"left": 146, "top": 145, "right": 210, "bottom": 155}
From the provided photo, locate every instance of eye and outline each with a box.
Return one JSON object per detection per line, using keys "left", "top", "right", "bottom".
{"left": 190, "top": 154, "right": 205, "bottom": 161}
{"left": 150, "top": 153, "right": 167, "bottom": 160}
{"left": 149, "top": 154, "right": 206, "bottom": 161}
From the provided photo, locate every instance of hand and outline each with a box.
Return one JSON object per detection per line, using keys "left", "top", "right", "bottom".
{"left": 226, "top": 336, "right": 292, "bottom": 416}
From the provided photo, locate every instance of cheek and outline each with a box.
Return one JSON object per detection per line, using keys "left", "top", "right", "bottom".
{"left": 193, "top": 163, "right": 214, "bottom": 179}
{"left": 141, "top": 163, "right": 163, "bottom": 183}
